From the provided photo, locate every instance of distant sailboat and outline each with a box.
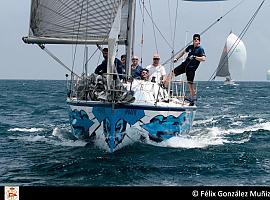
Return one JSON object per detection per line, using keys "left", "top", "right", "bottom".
{"left": 214, "top": 32, "right": 247, "bottom": 85}
{"left": 267, "top": 69, "right": 270, "bottom": 81}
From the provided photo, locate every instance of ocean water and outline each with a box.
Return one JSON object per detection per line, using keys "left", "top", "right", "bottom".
{"left": 0, "top": 80, "right": 270, "bottom": 186}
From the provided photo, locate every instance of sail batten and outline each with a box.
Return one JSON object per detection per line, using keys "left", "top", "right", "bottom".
{"left": 26, "top": 0, "right": 129, "bottom": 45}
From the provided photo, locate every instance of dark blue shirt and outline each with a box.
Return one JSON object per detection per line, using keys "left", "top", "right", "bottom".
{"left": 184, "top": 45, "right": 206, "bottom": 68}
{"left": 94, "top": 58, "right": 123, "bottom": 78}
{"left": 131, "top": 65, "right": 143, "bottom": 79}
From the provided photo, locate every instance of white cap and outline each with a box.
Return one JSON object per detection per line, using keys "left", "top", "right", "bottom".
{"left": 153, "top": 53, "right": 160, "bottom": 59}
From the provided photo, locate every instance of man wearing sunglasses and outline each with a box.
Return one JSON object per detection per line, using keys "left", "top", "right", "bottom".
{"left": 140, "top": 68, "right": 149, "bottom": 81}
{"left": 146, "top": 54, "right": 166, "bottom": 84}
{"left": 166, "top": 34, "right": 206, "bottom": 103}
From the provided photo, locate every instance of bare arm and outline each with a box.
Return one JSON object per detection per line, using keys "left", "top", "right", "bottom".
{"left": 174, "top": 48, "right": 186, "bottom": 61}
{"left": 194, "top": 55, "right": 206, "bottom": 62}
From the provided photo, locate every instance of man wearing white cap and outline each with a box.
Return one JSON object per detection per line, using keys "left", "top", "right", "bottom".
{"left": 146, "top": 54, "right": 166, "bottom": 84}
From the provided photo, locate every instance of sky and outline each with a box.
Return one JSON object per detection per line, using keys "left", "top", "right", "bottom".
{"left": 0, "top": 0, "right": 269, "bottom": 81}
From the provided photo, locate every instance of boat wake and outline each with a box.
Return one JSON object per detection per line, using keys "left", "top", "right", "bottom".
{"left": 141, "top": 121, "right": 270, "bottom": 149}
{"left": 7, "top": 126, "right": 88, "bottom": 147}
{"left": 7, "top": 121, "right": 270, "bottom": 151}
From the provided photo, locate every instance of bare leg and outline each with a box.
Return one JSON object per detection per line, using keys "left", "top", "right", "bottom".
{"left": 164, "top": 73, "right": 174, "bottom": 87}
{"left": 188, "top": 82, "right": 195, "bottom": 97}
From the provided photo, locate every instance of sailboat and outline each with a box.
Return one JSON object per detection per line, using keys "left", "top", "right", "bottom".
{"left": 22, "top": 0, "right": 232, "bottom": 153}
{"left": 214, "top": 32, "right": 247, "bottom": 85}
{"left": 267, "top": 69, "right": 270, "bottom": 81}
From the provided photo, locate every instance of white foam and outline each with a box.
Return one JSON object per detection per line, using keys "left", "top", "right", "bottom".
{"left": 162, "top": 134, "right": 224, "bottom": 149}
{"left": 146, "top": 121, "right": 270, "bottom": 149}
{"left": 51, "top": 127, "right": 87, "bottom": 147}
{"left": 9, "top": 127, "right": 87, "bottom": 147}
{"left": 8, "top": 128, "right": 44, "bottom": 132}
{"left": 227, "top": 121, "right": 270, "bottom": 134}
{"left": 193, "top": 117, "right": 218, "bottom": 126}
{"left": 52, "top": 127, "right": 62, "bottom": 137}
{"left": 52, "top": 139, "right": 87, "bottom": 147}
{"left": 9, "top": 135, "right": 47, "bottom": 142}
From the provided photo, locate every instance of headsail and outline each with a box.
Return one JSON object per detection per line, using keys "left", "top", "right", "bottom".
{"left": 215, "top": 32, "right": 247, "bottom": 80}
{"left": 23, "top": 0, "right": 129, "bottom": 45}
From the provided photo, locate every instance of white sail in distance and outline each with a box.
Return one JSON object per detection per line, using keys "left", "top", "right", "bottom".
{"left": 215, "top": 32, "right": 247, "bottom": 80}
{"left": 267, "top": 69, "right": 270, "bottom": 81}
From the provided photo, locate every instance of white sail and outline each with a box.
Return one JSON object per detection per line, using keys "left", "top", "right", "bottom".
{"left": 215, "top": 32, "right": 247, "bottom": 80}
{"left": 267, "top": 69, "right": 270, "bottom": 81}
{"left": 23, "top": 0, "right": 129, "bottom": 45}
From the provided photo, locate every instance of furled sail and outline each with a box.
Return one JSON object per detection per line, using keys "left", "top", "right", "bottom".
{"left": 23, "top": 0, "right": 129, "bottom": 45}
{"left": 215, "top": 32, "right": 247, "bottom": 78}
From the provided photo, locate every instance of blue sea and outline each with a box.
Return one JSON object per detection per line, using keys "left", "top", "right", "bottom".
{"left": 0, "top": 80, "right": 270, "bottom": 187}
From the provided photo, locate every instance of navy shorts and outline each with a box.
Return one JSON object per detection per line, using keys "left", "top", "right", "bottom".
{"left": 173, "top": 62, "right": 197, "bottom": 83}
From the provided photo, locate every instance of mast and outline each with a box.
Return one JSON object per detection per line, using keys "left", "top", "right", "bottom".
{"left": 84, "top": 46, "right": 88, "bottom": 76}
{"left": 107, "top": 0, "right": 123, "bottom": 89}
{"left": 126, "top": 0, "right": 136, "bottom": 77}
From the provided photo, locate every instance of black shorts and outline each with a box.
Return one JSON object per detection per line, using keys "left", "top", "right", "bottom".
{"left": 173, "top": 62, "right": 197, "bottom": 83}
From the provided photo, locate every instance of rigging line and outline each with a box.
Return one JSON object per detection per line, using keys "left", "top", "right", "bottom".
{"left": 139, "top": 0, "right": 145, "bottom": 66}
{"left": 167, "top": 0, "right": 173, "bottom": 45}
{"left": 208, "top": 0, "right": 265, "bottom": 81}
{"left": 37, "top": 44, "right": 80, "bottom": 79}
{"left": 172, "top": 0, "right": 179, "bottom": 51}
{"left": 148, "top": 0, "right": 159, "bottom": 53}
{"left": 167, "top": 0, "right": 180, "bottom": 95}
{"left": 71, "top": 0, "right": 85, "bottom": 74}
{"left": 162, "top": 0, "right": 245, "bottom": 66}
{"left": 85, "top": 48, "right": 99, "bottom": 65}
{"left": 142, "top": 1, "right": 174, "bottom": 50}
{"left": 83, "top": 0, "right": 90, "bottom": 74}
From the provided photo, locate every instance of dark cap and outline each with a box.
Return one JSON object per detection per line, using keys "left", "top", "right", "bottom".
{"left": 193, "top": 34, "right": 200, "bottom": 40}
{"left": 102, "top": 48, "right": 108, "bottom": 52}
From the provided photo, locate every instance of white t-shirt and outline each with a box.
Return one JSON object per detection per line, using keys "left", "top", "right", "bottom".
{"left": 146, "top": 64, "right": 166, "bottom": 83}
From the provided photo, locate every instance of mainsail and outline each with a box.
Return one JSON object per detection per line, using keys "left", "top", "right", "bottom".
{"left": 23, "top": 0, "right": 129, "bottom": 45}
{"left": 215, "top": 32, "right": 247, "bottom": 80}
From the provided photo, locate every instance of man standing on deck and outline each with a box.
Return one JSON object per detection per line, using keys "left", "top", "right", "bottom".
{"left": 165, "top": 34, "right": 206, "bottom": 103}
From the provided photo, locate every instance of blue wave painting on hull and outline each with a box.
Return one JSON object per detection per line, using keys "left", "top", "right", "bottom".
{"left": 69, "top": 109, "right": 94, "bottom": 139}
{"left": 103, "top": 118, "right": 127, "bottom": 148}
{"left": 142, "top": 112, "right": 190, "bottom": 142}
{"left": 93, "top": 107, "right": 145, "bottom": 151}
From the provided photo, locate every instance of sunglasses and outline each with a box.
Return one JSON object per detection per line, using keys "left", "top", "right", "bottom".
{"left": 153, "top": 58, "right": 160, "bottom": 60}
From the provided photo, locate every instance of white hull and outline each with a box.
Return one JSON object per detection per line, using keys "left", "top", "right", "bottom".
{"left": 67, "top": 80, "right": 196, "bottom": 153}
{"left": 224, "top": 79, "right": 235, "bottom": 85}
